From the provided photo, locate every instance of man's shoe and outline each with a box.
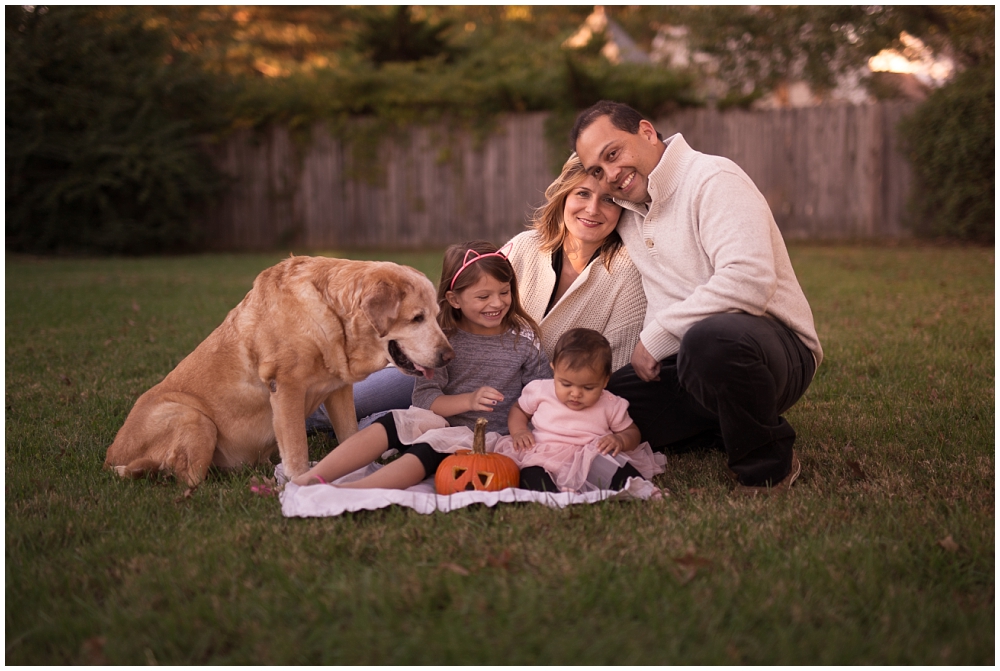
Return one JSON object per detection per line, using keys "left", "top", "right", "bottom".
{"left": 731, "top": 452, "right": 801, "bottom": 497}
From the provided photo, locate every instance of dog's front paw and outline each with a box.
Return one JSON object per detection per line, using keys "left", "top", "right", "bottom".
{"left": 281, "top": 460, "right": 310, "bottom": 479}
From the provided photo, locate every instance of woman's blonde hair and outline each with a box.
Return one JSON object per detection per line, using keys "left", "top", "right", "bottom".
{"left": 529, "top": 153, "right": 624, "bottom": 270}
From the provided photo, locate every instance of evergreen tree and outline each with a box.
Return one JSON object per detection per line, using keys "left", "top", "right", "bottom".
{"left": 6, "top": 6, "right": 228, "bottom": 253}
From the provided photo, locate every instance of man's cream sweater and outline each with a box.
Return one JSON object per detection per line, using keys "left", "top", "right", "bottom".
{"left": 616, "top": 134, "right": 823, "bottom": 367}
{"left": 506, "top": 230, "right": 647, "bottom": 372}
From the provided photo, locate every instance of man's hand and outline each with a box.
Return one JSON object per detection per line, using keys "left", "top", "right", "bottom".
{"left": 631, "top": 341, "right": 661, "bottom": 382}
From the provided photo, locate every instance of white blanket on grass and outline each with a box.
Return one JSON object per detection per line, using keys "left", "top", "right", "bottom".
{"left": 275, "top": 461, "right": 664, "bottom": 517}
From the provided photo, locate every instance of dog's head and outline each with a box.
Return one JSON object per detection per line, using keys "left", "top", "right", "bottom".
{"left": 360, "top": 264, "right": 454, "bottom": 378}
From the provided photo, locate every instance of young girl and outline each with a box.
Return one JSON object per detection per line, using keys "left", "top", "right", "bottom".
{"left": 494, "top": 328, "right": 665, "bottom": 493}
{"left": 291, "top": 240, "right": 551, "bottom": 489}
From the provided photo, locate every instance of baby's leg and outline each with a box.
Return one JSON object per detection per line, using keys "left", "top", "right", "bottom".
{"left": 586, "top": 453, "right": 644, "bottom": 491}
{"left": 291, "top": 423, "right": 390, "bottom": 486}
{"left": 519, "top": 466, "right": 560, "bottom": 492}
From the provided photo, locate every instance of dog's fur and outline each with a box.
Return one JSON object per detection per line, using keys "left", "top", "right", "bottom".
{"left": 105, "top": 256, "right": 453, "bottom": 486}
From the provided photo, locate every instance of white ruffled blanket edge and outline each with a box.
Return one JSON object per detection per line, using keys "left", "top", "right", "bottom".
{"left": 275, "top": 462, "right": 663, "bottom": 518}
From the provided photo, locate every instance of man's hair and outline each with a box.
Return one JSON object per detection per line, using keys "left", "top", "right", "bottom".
{"left": 570, "top": 100, "right": 663, "bottom": 149}
{"left": 551, "top": 328, "right": 612, "bottom": 378}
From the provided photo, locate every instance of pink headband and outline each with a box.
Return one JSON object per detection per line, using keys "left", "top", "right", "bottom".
{"left": 449, "top": 242, "right": 514, "bottom": 291}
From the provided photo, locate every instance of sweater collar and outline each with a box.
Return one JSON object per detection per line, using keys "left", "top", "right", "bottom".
{"left": 614, "top": 133, "right": 691, "bottom": 216}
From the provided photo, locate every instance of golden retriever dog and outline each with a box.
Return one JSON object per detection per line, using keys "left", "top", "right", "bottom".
{"left": 105, "top": 256, "right": 454, "bottom": 486}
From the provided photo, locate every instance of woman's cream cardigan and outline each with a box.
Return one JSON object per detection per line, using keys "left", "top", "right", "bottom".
{"left": 506, "top": 230, "right": 647, "bottom": 373}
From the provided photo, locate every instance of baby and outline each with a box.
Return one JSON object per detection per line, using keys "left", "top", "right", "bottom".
{"left": 496, "top": 328, "right": 664, "bottom": 493}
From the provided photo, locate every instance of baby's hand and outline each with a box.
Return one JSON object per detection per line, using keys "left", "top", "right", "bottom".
{"left": 511, "top": 430, "right": 535, "bottom": 451}
{"left": 470, "top": 386, "right": 503, "bottom": 412}
{"left": 597, "top": 433, "right": 625, "bottom": 457}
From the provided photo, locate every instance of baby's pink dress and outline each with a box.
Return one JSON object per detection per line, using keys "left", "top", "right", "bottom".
{"left": 493, "top": 379, "right": 664, "bottom": 492}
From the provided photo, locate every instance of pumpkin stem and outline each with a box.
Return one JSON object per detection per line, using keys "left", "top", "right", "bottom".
{"left": 472, "top": 417, "right": 488, "bottom": 455}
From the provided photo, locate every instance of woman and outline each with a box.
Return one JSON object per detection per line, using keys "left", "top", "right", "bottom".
{"left": 307, "top": 153, "right": 647, "bottom": 431}
{"left": 506, "top": 152, "right": 645, "bottom": 372}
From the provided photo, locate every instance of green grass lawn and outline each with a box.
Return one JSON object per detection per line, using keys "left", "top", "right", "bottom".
{"left": 5, "top": 244, "right": 994, "bottom": 664}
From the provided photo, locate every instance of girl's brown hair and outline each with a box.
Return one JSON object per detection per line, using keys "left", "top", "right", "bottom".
{"left": 437, "top": 240, "right": 541, "bottom": 343}
{"left": 529, "top": 153, "right": 624, "bottom": 270}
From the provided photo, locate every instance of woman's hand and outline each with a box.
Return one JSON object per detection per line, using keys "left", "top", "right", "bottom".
{"left": 469, "top": 386, "right": 504, "bottom": 412}
{"left": 511, "top": 430, "right": 535, "bottom": 451}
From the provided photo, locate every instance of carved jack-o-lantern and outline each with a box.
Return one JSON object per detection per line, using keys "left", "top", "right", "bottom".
{"left": 435, "top": 418, "right": 520, "bottom": 494}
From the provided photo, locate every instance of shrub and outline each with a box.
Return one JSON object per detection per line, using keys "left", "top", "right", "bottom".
{"left": 5, "top": 6, "right": 227, "bottom": 254}
{"left": 898, "top": 64, "right": 995, "bottom": 243}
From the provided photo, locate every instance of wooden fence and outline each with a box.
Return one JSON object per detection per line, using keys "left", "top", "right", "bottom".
{"left": 657, "top": 102, "right": 917, "bottom": 239}
{"left": 199, "top": 103, "right": 918, "bottom": 250}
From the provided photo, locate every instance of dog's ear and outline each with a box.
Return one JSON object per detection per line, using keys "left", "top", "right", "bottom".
{"left": 361, "top": 281, "right": 402, "bottom": 338}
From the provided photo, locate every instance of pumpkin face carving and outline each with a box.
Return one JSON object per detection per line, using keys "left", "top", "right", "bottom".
{"left": 435, "top": 418, "right": 520, "bottom": 494}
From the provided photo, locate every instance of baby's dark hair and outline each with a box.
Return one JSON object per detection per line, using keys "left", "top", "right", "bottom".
{"left": 551, "top": 328, "right": 612, "bottom": 378}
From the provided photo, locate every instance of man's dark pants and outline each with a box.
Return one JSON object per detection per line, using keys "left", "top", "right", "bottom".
{"left": 607, "top": 313, "right": 816, "bottom": 487}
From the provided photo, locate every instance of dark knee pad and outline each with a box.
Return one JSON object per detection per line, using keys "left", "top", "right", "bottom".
{"left": 372, "top": 415, "right": 446, "bottom": 479}
{"left": 404, "top": 443, "right": 447, "bottom": 479}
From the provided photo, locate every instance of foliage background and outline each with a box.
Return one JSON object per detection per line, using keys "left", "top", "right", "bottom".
{"left": 899, "top": 63, "right": 994, "bottom": 243}
{"left": 5, "top": 5, "right": 995, "bottom": 252}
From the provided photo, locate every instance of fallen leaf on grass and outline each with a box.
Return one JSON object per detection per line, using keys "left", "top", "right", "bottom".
{"left": 673, "top": 551, "right": 712, "bottom": 584}
{"left": 81, "top": 636, "right": 108, "bottom": 665}
{"left": 674, "top": 552, "right": 712, "bottom": 569}
{"left": 440, "top": 562, "right": 470, "bottom": 576}
{"left": 846, "top": 459, "right": 867, "bottom": 481}
{"left": 59, "top": 374, "right": 73, "bottom": 386}
{"left": 937, "top": 535, "right": 960, "bottom": 553}
{"left": 485, "top": 549, "right": 513, "bottom": 569}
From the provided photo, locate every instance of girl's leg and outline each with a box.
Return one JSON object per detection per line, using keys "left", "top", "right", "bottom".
{"left": 337, "top": 453, "right": 427, "bottom": 490}
{"left": 291, "top": 423, "right": 390, "bottom": 486}
{"left": 341, "top": 442, "right": 446, "bottom": 490}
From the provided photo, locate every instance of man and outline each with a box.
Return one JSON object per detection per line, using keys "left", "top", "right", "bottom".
{"left": 572, "top": 100, "right": 823, "bottom": 495}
